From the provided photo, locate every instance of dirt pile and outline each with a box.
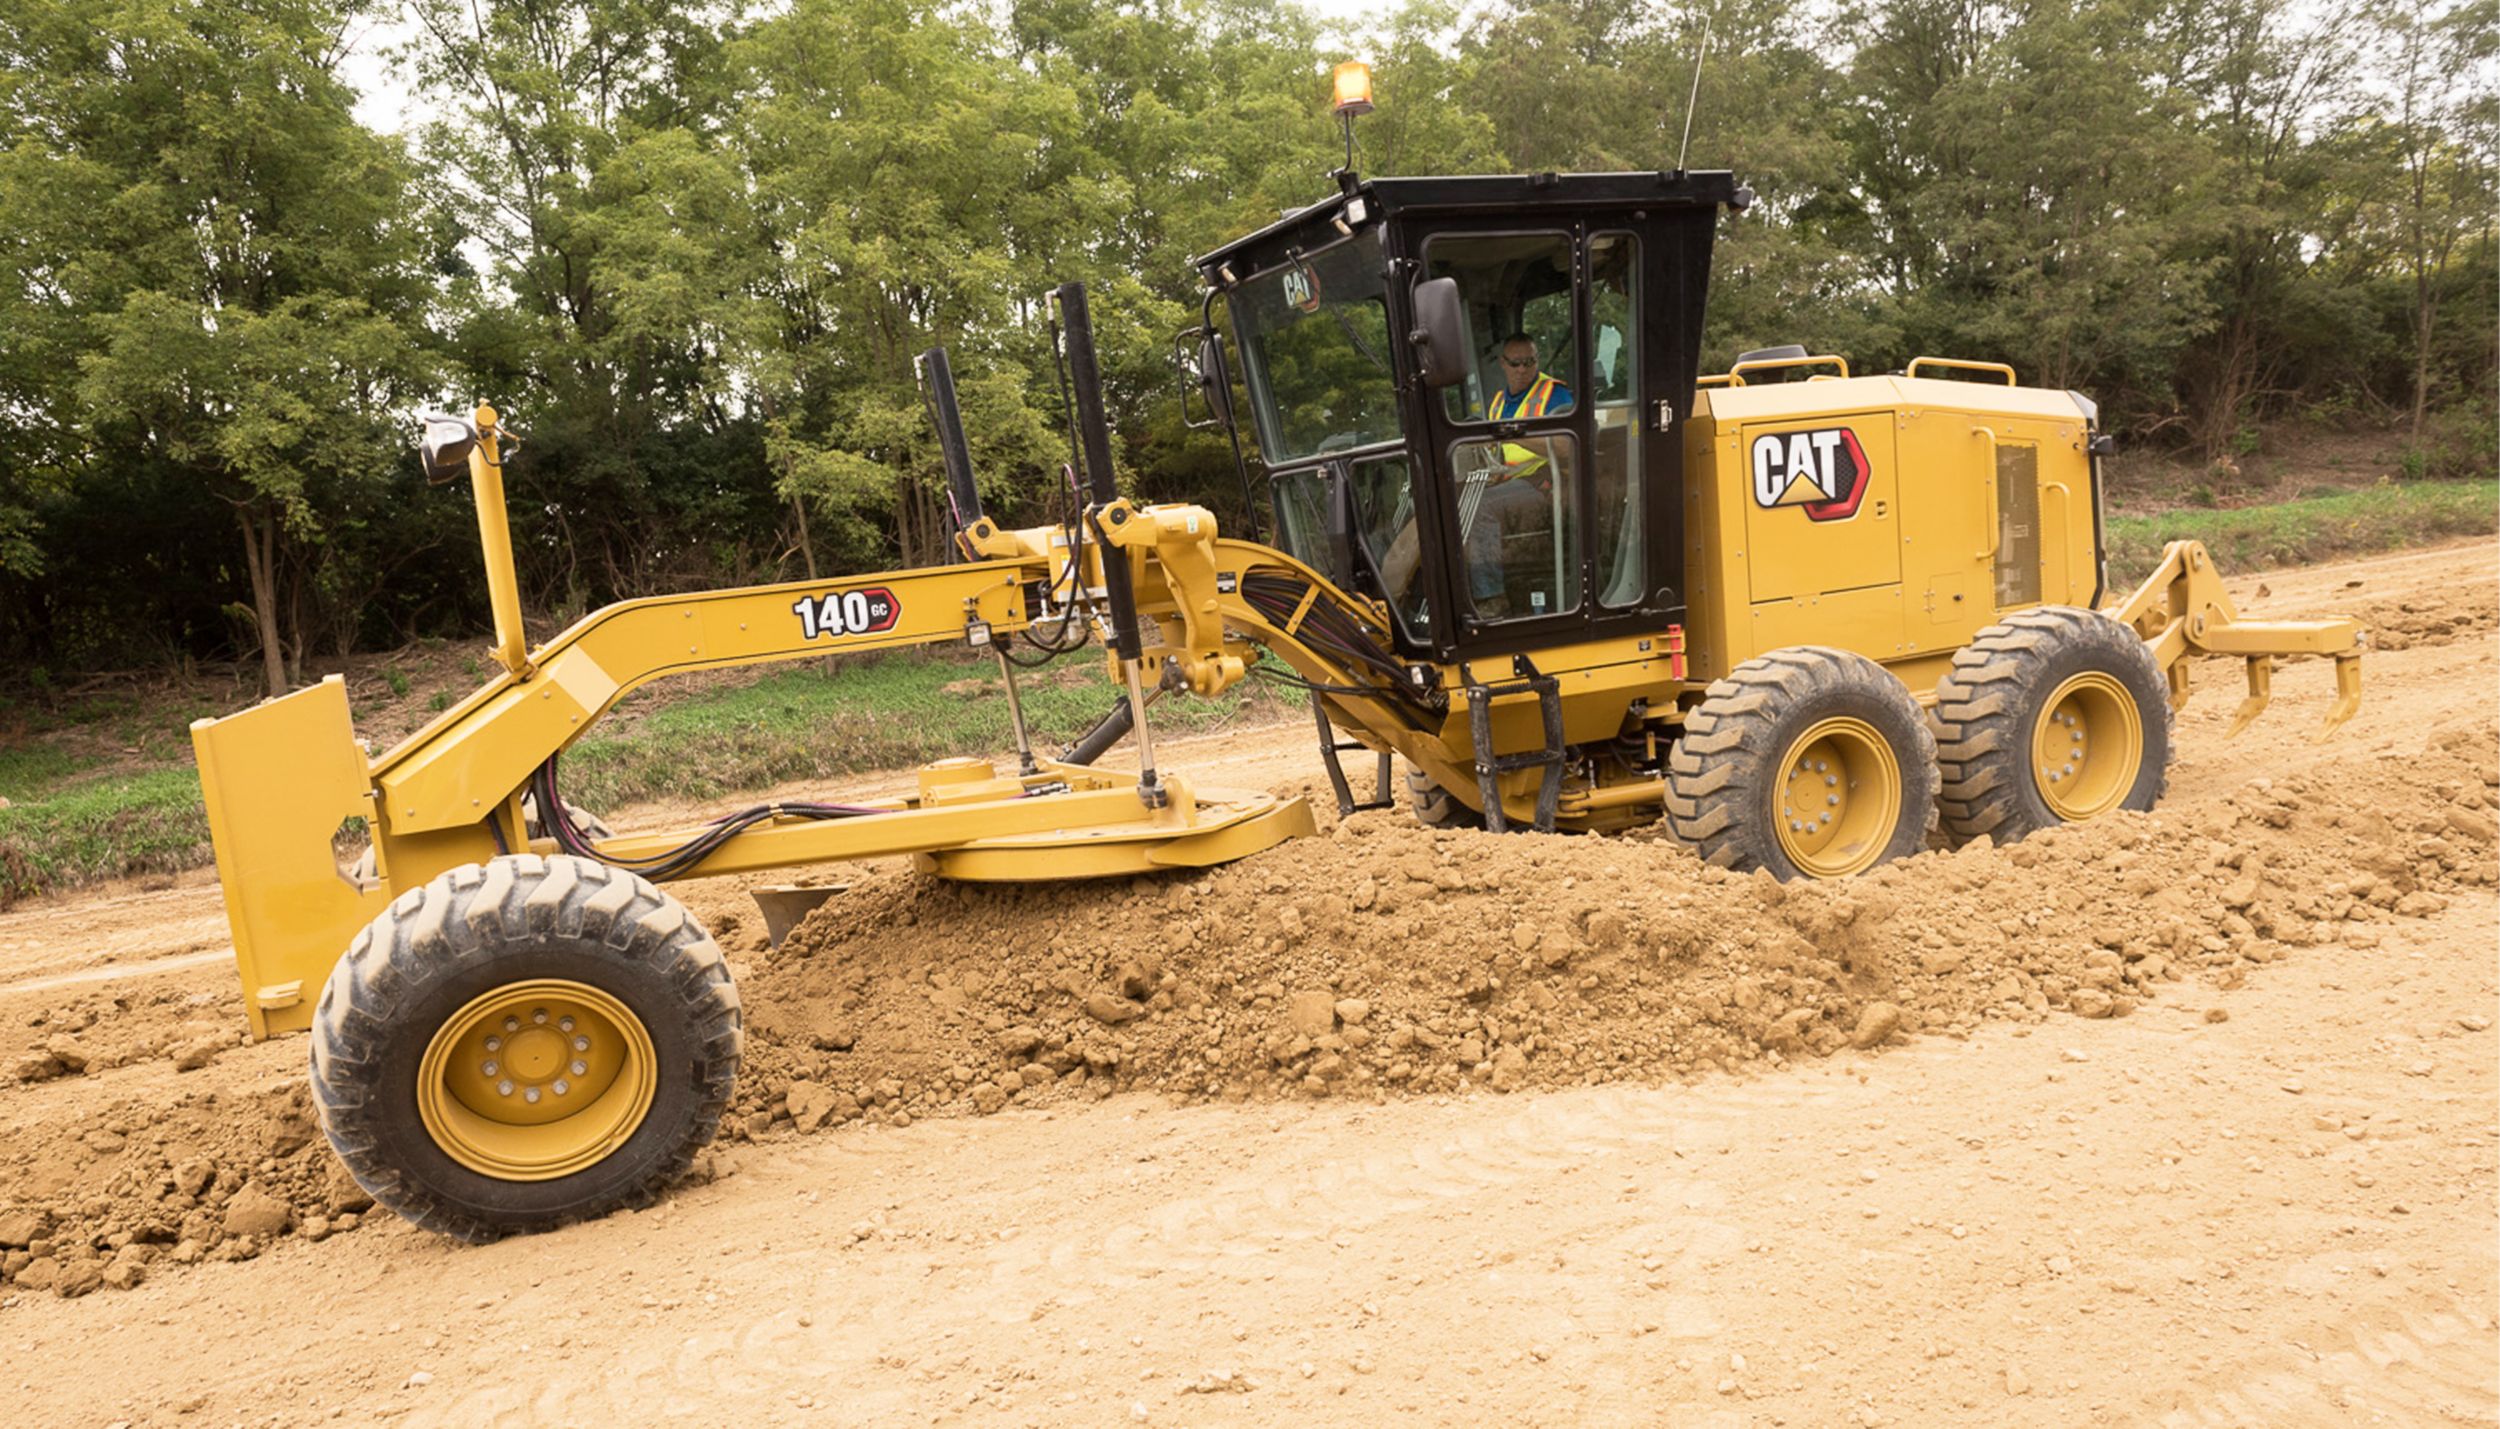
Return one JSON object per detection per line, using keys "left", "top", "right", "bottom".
{"left": 8, "top": 983, "right": 240, "bottom": 1085}
{"left": 725, "top": 718, "right": 2497, "bottom": 1138}
{"left": 0, "top": 1076, "right": 360, "bottom": 1298}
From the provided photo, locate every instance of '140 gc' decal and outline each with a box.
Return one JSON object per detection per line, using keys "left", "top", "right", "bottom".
{"left": 793, "top": 586, "right": 901, "bottom": 640}
{"left": 1750, "top": 427, "right": 1870, "bottom": 522}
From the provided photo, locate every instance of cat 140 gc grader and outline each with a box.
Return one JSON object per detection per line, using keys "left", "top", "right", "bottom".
{"left": 191, "top": 162, "right": 2364, "bottom": 1241}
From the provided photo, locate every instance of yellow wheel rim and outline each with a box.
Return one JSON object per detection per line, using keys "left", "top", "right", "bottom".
{"left": 417, "top": 980, "right": 656, "bottom": 1182}
{"left": 1773, "top": 717, "right": 1901, "bottom": 878}
{"left": 2032, "top": 672, "right": 2142, "bottom": 821}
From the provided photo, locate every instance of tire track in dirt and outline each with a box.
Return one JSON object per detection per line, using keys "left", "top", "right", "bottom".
{"left": 2147, "top": 1298, "right": 2500, "bottom": 1426}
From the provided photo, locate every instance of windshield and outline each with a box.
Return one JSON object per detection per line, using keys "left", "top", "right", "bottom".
{"left": 1228, "top": 230, "right": 1401, "bottom": 464}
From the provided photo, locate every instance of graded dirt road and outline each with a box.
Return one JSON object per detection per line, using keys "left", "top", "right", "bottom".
{"left": 2, "top": 539, "right": 2495, "bottom": 1427}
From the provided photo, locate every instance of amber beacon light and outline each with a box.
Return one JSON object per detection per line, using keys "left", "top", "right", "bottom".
{"left": 1332, "top": 61, "right": 1374, "bottom": 116}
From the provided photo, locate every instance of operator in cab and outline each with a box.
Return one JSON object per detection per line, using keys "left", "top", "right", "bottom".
{"left": 1462, "top": 334, "right": 1574, "bottom": 617}
{"left": 1486, "top": 333, "right": 1573, "bottom": 421}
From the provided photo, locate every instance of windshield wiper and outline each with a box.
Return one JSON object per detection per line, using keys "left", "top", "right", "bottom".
{"left": 1330, "top": 301, "right": 1390, "bottom": 374}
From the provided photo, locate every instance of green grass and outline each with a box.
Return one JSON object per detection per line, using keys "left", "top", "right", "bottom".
{"left": 556, "top": 650, "right": 1293, "bottom": 811}
{"left": 0, "top": 746, "right": 98, "bottom": 803}
{"left": 0, "top": 767, "right": 208, "bottom": 906}
{"left": 2106, "top": 479, "right": 2496, "bottom": 586}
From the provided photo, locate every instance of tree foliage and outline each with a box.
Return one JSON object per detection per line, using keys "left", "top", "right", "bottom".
{"left": 2, "top": 0, "right": 2491, "bottom": 680}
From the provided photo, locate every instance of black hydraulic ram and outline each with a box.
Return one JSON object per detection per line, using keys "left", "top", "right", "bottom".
{"left": 917, "top": 344, "right": 1039, "bottom": 774}
{"left": 1052, "top": 282, "right": 1165, "bottom": 806}
{"left": 915, "top": 346, "right": 986, "bottom": 547}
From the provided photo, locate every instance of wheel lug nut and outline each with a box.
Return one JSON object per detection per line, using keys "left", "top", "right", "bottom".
{"left": 571, "top": 1059, "right": 588, "bottom": 1077}
{"left": 482, "top": 1060, "right": 498, "bottom": 1077}
{"left": 533, "top": 1009, "right": 548, "bottom": 1025}
{"left": 497, "top": 1079, "right": 514, "bottom": 1097}
{"left": 503, "top": 1017, "right": 519, "bottom": 1033}
{"left": 552, "top": 1079, "right": 570, "bottom": 1097}
{"left": 484, "top": 1036, "right": 501, "bottom": 1053}
{"left": 559, "top": 1016, "right": 575, "bottom": 1032}
{"left": 573, "top": 1036, "right": 590, "bottom": 1052}
{"left": 524, "top": 1086, "right": 541, "bottom": 1104}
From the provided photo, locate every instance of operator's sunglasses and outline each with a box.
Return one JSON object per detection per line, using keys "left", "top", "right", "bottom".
{"left": 1501, "top": 356, "right": 1537, "bottom": 367}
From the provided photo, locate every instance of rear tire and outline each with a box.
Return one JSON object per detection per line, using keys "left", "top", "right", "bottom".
{"left": 309, "top": 854, "right": 741, "bottom": 1243}
{"left": 1666, "top": 647, "right": 1938, "bottom": 880}
{"left": 1930, "top": 606, "right": 2171, "bottom": 846}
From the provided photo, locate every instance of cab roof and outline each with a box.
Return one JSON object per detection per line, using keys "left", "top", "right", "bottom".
{"left": 1191, "top": 170, "right": 1747, "bottom": 281}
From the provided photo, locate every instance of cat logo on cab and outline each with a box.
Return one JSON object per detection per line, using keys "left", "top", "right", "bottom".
{"left": 1750, "top": 427, "right": 1871, "bottom": 522}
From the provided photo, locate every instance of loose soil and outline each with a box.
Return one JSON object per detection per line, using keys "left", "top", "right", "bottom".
{"left": 0, "top": 538, "right": 2493, "bottom": 1426}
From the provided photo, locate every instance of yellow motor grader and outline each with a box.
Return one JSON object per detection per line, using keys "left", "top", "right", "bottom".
{"left": 191, "top": 168, "right": 2362, "bottom": 1241}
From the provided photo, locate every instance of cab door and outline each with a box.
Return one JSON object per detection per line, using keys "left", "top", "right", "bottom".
{"left": 1397, "top": 217, "right": 1693, "bottom": 660}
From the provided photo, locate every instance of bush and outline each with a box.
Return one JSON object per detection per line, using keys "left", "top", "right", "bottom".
{"left": 2404, "top": 404, "right": 2499, "bottom": 483}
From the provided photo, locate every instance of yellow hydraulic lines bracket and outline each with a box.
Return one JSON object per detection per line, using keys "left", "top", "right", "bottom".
{"left": 2104, "top": 540, "right": 2365, "bottom": 739}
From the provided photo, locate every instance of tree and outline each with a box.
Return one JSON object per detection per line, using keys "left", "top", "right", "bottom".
{"left": 2367, "top": 0, "right": 2498, "bottom": 438}
{"left": 1, "top": 0, "right": 437, "bottom": 693}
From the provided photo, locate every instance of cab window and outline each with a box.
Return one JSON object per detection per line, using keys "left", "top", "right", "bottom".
{"left": 1425, "top": 234, "right": 1578, "bottom": 426}
{"left": 1590, "top": 232, "right": 1642, "bottom": 608}
{"left": 1449, "top": 433, "right": 1579, "bottom": 622}
{"left": 1228, "top": 231, "right": 1401, "bottom": 464}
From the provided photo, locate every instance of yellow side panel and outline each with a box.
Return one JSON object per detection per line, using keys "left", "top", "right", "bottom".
{"left": 1748, "top": 583, "right": 1908, "bottom": 656}
{"left": 2037, "top": 435, "right": 2101, "bottom": 608}
{"left": 190, "top": 676, "right": 384, "bottom": 1040}
{"left": 1739, "top": 414, "right": 1901, "bottom": 605}
{"left": 1681, "top": 397, "right": 1741, "bottom": 683}
{"left": 1896, "top": 406, "right": 2095, "bottom": 638}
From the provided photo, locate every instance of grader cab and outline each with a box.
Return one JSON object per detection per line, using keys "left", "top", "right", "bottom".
{"left": 189, "top": 161, "right": 2365, "bottom": 1243}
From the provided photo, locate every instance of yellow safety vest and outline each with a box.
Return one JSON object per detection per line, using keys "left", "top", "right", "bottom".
{"left": 1485, "top": 374, "right": 1565, "bottom": 480}
{"left": 1486, "top": 374, "right": 1563, "bottom": 421}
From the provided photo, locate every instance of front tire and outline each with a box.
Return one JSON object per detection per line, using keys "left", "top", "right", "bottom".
{"left": 1406, "top": 766, "right": 1482, "bottom": 830}
{"left": 1666, "top": 647, "right": 1938, "bottom": 879}
{"left": 309, "top": 854, "right": 742, "bottom": 1243}
{"left": 1930, "top": 606, "right": 2171, "bottom": 846}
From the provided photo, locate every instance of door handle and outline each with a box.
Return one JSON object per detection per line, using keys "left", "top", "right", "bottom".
{"left": 1654, "top": 399, "right": 1674, "bottom": 433}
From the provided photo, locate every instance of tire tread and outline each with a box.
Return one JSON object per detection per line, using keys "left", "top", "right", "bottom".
{"left": 308, "top": 854, "right": 740, "bottom": 1244}
{"left": 1929, "top": 605, "right": 2173, "bottom": 847}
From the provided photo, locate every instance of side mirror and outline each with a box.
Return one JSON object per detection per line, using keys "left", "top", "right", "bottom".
{"left": 419, "top": 416, "right": 476, "bottom": 484}
{"left": 1197, "top": 332, "right": 1235, "bottom": 429}
{"left": 1408, "top": 277, "right": 1466, "bottom": 389}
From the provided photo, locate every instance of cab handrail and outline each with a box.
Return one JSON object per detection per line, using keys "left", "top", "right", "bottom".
{"left": 1907, "top": 356, "right": 2018, "bottom": 386}
{"left": 1729, "top": 353, "right": 1851, "bottom": 383}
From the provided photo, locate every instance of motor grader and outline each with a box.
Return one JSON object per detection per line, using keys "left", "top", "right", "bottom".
{"left": 190, "top": 165, "right": 2363, "bottom": 1241}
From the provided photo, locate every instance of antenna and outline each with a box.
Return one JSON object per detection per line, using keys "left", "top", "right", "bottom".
{"left": 1676, "top": 13, "right": 1713, "bottom": 174}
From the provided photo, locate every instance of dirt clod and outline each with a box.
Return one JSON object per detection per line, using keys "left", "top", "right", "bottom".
{"left": 222, "top": 1185, "right": 293, "bottom": 1241}
{"left": 1851, "top": 1002, "right": 1903, "bottom": 1049}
